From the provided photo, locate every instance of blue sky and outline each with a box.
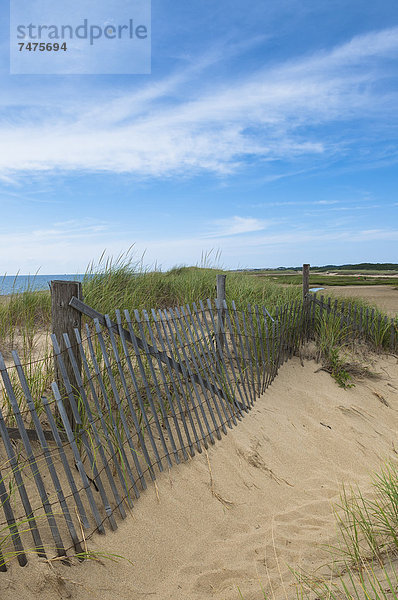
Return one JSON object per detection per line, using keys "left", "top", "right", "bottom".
{"left": 0, "top": 0, "right": 397, "bottom": 274}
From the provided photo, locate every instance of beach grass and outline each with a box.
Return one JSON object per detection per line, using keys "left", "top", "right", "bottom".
{"left": 0, "top": 289, "right": 50, "bottom": 355}
{"left": 0, "top": 252, "right": 302, "bottom": 358}
{"left": 0, "top": 251, "right": 395, "bottom": 376}
{"left": 81, "top": 251, "right": 302, "bottom": 317}
{"left": 0, "top": 251, "right": 395, "bottom": 430}
{"left": 294, "top": 461, "right": 398, "bottom": 600}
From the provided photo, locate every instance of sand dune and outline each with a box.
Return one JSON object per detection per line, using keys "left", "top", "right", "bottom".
{"left": 1, "top": 353, "right": 397, "bottom": 600}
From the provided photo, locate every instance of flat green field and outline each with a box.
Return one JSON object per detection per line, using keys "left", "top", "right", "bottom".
{"left": 252, "top": 273, "right": 398, "bottom": 286}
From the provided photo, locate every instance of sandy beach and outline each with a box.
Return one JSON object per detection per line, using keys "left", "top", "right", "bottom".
{"left": 1, "top": 350, "right": 397, "bottom": 600}
{"left": 1, "top": 0, "right": 397, "bottom": 595}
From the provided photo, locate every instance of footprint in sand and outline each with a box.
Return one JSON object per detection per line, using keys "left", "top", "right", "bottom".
{"left": 274, "top": 499, "right": 334, "bottom": 524}
{"left": 236, "top": 441, "right": 293, "bottom": 487}
{"left": 192, "top": 568, "right": 249, "bottom": 594}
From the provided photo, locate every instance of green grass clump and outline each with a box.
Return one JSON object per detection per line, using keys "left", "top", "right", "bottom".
{"left": 315, "top": 314, "right": 355, "bottom": 388}
{"left": 327, "top": 347, "right": 355, "bottom": 389}
{"left": 0, "top": 289, "right": 51, "bottom": 356}
{"left": 82, "top": 251, "right": 301, "bottom": 317}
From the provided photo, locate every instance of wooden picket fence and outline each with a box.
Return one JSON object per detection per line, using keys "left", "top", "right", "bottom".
{"left": 0, "top": 292, "right": 396, "bottom": 570}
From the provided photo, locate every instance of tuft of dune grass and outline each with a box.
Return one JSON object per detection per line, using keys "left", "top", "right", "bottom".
{"left": 81, "top": 250, "right": 302, "bottom": 316}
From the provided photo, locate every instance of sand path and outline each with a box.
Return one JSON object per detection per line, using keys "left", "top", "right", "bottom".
{"left": 1, "top": 353, "right": 397, "bottom": 600}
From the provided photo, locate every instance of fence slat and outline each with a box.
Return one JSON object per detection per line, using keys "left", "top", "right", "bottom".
{"left": 286, "top": 302, "right": 294, "bottom": 361}
{"left": 180, "top": 306, "right": 227, "bottom": 436}
{"left": 12, "top": 350, "right": 84, "bottom": 554}
{"left": 311, "top": 293, "right": 317, "bottom": 334}
{"left": 273, "top": 306, "right": 282, "bottom": 373}
{"left": 390, "top": 318, "right": 396, "bottom": 351}
{"left": 276, "top": 305, "right": 285, "bottom": 367}
{"left": 221, "top": 302, "right": 250, "bottom": 413}
{"left": 260, "top": 307, "right": 272, "bottom": 391}
{"left": 91, "top": 319, "right": 144, "bottom": 496}
{"left": 49, "top": 386, "right": 106, "bottom": 534}
{"left": 188, "top": 304, "right": 234, "bottom": 431}
{"left": 0, "top": 356, "right": 46, "bottom": 558}
{"left": 41, "top": 395, "right": 90, "bottom": 529}
{"left": 104, "top": 314, "right": 155, "bottom": 481}
{"left": 0, "top": 354, "right": 66, "bottom": 557}
{"left": 155, "top": 308, "right": 203, "bottom": 454}
{"left": 253, "top": 305, "right": 267, "bottom": 394}
{"left": 247, "top": 305, "right": 262, "bottom": 395}
{"left": 75, "top": 326, "right": 136, "bottom": 504}
{"left": 241, "top": 308, "right": 257, "bottom": 402}
{"left": 161, "top": 308, "right": 210, "bottom": 449}
{"left": 62, "top": 332, "right": 128, "bottom": 519}
{"left": 197, "top": 300, "right": 243, "bottom": 419}
{"left": 168, "top": 308, "right": 215, "bottom": 446}
{"left": 0, "top": 544, "right": 8, "bottom": 571}
{"left": 286, "top": 302, "right": 295, "bottom": 361}
{"left": 150, "top": 309, "right": 194, "bottom": 458}
{"left": 216, "top": 274, "right": 226, "bottom": 355}
{"left": 208, "top": 299, "right": 245, "bottom": 417}
{"left": 143, "top": 310, "right": 190, "bottom": 460}
{"left": 0, "top": 464, "right": 27, "bottom": 567}
{"left": 124, "top": 310, "right": 173, "bottom": 468}
{"left": 285, "top": 302, "right": 295, "bottom": 361}
{"left": 231, "top": 301, "right": 254, "bottom": 406}
{"left": 133, "top": 310, "right": 181, "bottom": 462}
{"left": 52, "top": 334, "right": 118, "bottom": 531}
{"left": 175, "top": 306, "right": 222, "bottom": 441}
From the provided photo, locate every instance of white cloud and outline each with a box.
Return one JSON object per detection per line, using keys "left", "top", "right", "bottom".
{"left": 315, "top": 200, "right": 340, "bottom": 205}
{"left": 0, "top": 27, "right": 397, "bottom": 179}
{"left": 206, "top": 216, "right": 269, "bottom": 237}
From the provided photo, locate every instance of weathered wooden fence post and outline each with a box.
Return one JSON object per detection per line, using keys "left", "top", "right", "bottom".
{"left": 302, "top": 264, "right": 310, "bottom": 303}
{"left": 302, "top": 264, "right": 310, "bottom": 338}
{"left": 51, "top": 281, "right": 83, "bottom": 428}
{"left": 216, "top": 274, "right": 226, "bottom": 353}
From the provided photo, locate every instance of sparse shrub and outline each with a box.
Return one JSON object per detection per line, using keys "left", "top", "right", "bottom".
{"left": 327, "top": 347, "right": 355, "bottom": 389}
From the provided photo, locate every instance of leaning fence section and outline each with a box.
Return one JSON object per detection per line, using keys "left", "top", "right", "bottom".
{"left": 2, "top": 291, "right": 390, "bottom": 570}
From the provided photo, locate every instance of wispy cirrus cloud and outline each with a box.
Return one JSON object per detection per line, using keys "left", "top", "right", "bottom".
{"left": 0, "top": 220, "right": 112, "bottom": 272}
{"left": 0, "top": 27, "right": 397, "bottom": 180}
{"left": 1, "top": 217, "right": 397, "bottom": 273}
{"left": 0, "top": 220, "right": 108, "bottom": 243}
{"left": 205, "top": 216, "right": 269, "bottom": 237}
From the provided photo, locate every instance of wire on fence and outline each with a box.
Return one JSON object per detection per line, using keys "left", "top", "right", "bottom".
{"left": 2, "top": 294, "right": 392, "bottom": 569}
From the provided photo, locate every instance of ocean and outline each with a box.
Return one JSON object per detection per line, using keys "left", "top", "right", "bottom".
{"left": 0, "top": 274, "right": 86, "bottom": 295}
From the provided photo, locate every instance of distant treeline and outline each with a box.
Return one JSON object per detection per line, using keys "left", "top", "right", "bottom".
{"left": 236, "top": 263, "right": 398, "bottom": 273}
{"left": 314, "top": 263, "right": 398, "bottom": 272}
